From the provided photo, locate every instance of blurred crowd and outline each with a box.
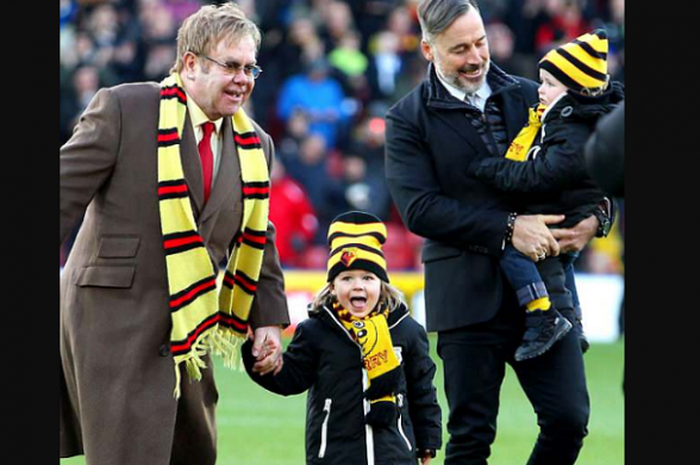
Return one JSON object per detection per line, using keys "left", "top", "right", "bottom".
{"left": 60, "top": 0, "right": 625, "bottom": 272}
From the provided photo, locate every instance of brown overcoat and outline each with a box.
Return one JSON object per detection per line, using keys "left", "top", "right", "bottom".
{"left": 60, "top": 82, "right": 290, "bottom": 465}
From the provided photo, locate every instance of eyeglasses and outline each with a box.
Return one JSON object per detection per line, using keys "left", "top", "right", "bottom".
{"left": 199, "top": 55, "right": 263, "bottom": 80}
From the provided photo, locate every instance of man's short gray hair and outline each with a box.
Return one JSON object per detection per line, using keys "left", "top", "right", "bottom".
{"left": 418, "top": 0, "right": 480, "bottom": 43}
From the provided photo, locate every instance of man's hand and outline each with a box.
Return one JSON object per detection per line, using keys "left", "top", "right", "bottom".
{"left": 251, "top": 325, "right": 283, "bottom": 376}
{"left": 551, "top": 215, "right": 598, "bottom": 254}
{"left": 512, "top": 214, "right": 564, "bottom": 261}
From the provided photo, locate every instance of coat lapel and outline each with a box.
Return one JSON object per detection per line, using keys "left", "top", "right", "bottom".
{"left": 430, "top": 109, "right": 492, "bottom": 157}
{"left": 424, "top": 68, "right": 494, "bottom": 158}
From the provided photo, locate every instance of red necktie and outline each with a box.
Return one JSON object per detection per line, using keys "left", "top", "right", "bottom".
{"left": 198, "top": 122, "right": 215, "bottom": 203}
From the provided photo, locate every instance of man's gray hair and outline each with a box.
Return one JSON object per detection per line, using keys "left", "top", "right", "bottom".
{"left": 418, "top": 0, "right": 480, "bottom": 43}
{"left": 171, "top": 2, "right": 262, "bottom": 74}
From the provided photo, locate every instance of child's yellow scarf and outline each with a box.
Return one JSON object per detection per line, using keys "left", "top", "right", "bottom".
{"left": 334, "top": 302, "right": 401, "bottom": 425}
{"left": 158, "top": 73, "right": 270, "bottom": 397}
{"left": 505, "top": 103, "right": 547, "bottom": 161}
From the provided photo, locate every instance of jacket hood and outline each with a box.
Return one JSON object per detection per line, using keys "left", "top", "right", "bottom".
{"left": 545, "top": 80, "right": 625, "bottom": 123}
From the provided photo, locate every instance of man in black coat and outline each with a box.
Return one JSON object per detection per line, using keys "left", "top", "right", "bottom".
{"left": 385, "top": 1, "right": 602, "bottom": 463}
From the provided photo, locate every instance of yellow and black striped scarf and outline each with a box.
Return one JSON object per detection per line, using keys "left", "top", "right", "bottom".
{"left": 158, "top": 73, "right": 270, "bottom": 397}
{"left": 505, "top": 103, "right": 546, "bottom": 161}
{"left": 334, "top": 302, "right": 400, "bottom": 405}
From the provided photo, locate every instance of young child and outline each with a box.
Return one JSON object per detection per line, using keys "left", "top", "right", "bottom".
{"left": 467, "top": 29, "right": 624, "bottom": 361}
{"left": 243, "top": 211, "right": 442, "bottom": 464}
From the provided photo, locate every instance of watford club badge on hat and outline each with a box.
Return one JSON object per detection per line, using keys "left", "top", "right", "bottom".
{"left": 340, "top": 248, "right": 359, "bottom": 267}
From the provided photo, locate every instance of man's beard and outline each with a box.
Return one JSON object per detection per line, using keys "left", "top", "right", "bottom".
{"left": 435, "top": 57, "right": 490, "bottom": 95}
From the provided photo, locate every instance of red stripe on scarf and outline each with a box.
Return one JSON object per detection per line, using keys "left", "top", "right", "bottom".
{"left": 243, "top": 186, "right": 270, "bottom": 196}
{"left": 158, "top": 132, "right": 180, "bottom": 143}
{"left": 170, "top": 313, "right": 219, "bottom": 353}
{"left": 234, "top": 134, "right": 261, "bottom": 146}
{"left": 158, "top": 184, "right": 188, "bottom": 196}
{"left": 234, "top": 273, "right": 257, "bottom": 293}
{"left": 170, "top": 278, "right": 217, "bottom": 309}
{"left": 160, "top": 87, "right": 188, "bottom": 102}
{"left": 219, "top": 313, "right": 248, "bottom": 332}
{"left": 243, "top": 232, "right": 267, "bottom": 245}
{"left": 164, "top": 235, "right": 203, "bottom": 250}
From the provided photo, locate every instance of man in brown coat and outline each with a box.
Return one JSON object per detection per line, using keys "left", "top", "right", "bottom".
{"left": 59, "top": 3, "right": 290, "bottom": 464}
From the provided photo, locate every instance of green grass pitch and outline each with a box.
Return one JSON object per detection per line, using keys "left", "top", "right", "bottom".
{"left": 61, "top": 338, "right": 624, "bottom": 464}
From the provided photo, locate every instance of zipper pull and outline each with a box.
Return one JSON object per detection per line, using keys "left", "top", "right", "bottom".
{"left": 397, "top": 393, "right": 404, "bottom": 408}
{"left": 324, "top": 398, "right": 332, "bottom": 412}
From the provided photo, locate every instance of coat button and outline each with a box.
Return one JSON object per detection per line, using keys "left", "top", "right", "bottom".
{"left": 159, "top": 344, "right": 171, "bottom": 357}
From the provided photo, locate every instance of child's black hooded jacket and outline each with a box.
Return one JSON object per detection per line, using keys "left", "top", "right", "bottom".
{"left": 243, "top": 302, "right": 442, "bottom": 465}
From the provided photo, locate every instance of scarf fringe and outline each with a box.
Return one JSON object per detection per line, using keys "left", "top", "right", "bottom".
{"left": 209, "top": 328, "right": 245, "bottom": 370}
{"left": 172, "top": 330, "right": 245, "bottom": 398}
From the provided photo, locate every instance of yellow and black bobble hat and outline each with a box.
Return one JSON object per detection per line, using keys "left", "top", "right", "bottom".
{"left": 327, "top": 211, "right": 389, "bottom": 283}
{"left": 539, "top": 29, "right": 609, "bottom": 94}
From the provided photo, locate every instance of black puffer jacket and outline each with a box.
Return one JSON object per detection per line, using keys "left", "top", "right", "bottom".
{"left": 470, "top": 82, "right": 625, "bottom": 228}
{"left": 243, "top": 303, "right": 442, "bottom": 465}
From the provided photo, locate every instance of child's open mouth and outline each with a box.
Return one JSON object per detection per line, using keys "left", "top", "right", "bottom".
{"left": 350, "top": 297, "right": 367, "bottom": 309}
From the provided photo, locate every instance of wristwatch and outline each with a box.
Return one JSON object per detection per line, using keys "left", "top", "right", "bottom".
{"left": 592, "top": 199, "right": 613, "bottom": 238}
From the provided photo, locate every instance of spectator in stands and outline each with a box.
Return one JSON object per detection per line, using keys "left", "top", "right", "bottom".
{"left": 329, "top": 31, "right": 369, "bottom": 80}
{"left": 329, "top": 31, "right": 372, "bottom": 105}
{"left": 60, "top": 65, "right": 101, "bottom": 144}
{"left": 319, "top": 0, "right": 356, "bottom": 52}
{"left": 535, "top": 0, "right": 591, "bottom": 54}
{"left": 344, "top": 114, "right": 392, "bottom": 220}
{"left": 277, "top": 58, "right": 350, "bottom": 149}
{"left": 111, "top": 39, "right": 143, "bottom": 82}
{"left": 143, "top": 41, "right": 178, "bottom": 81}
{"left": 486, "top": 20, "right": 536, "bottom": 79}
{"left": 367, "top": 31, "right": 404, "bottom": 101}
{"left": 285, "top": 133, "right": 347, "bottom": 242}
{"left": 386, "top": 5, "right": 422, "bottom": 56}
{"left": 354, "top": 0, "right": 405, "bottom": 51}
{"left": 163, "top": 0, "right": 203, "bottom": 24}
{"left": 269, "top": 158, "right": 320, "bottom": 267}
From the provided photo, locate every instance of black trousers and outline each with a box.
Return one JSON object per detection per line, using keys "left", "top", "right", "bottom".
{"left": 437, "top": 277, "right": 589, "bottom": 465}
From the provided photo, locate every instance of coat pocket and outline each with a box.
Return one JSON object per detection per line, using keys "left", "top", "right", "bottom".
{"left": 318, "top": 398, "right": 332, "bottom": 459}
{"left": 97, "top": 236, "right": 141, "bottom": 258}
{"left": 77, "top": 266, "right": 136, "bottom": 289}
